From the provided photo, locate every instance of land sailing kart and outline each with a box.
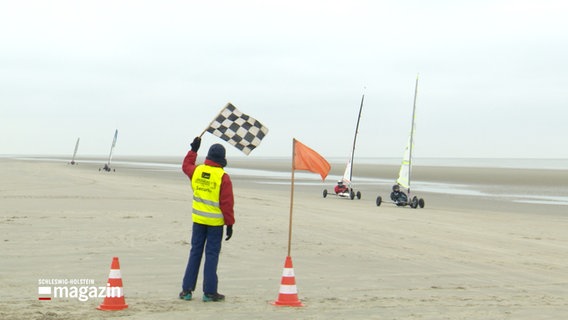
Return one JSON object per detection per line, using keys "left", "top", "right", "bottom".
{"left": 99, "top": 163, "right": 115, "bottom": 172}
{"left": 376, "top": 75, "right": 425, "bottom": 209}
{"left": 375, "top": 185, "right": 425, "bottom": 208}
{"left": 68, "top": 137, "right": 80, "bottom": 165}
{"left": 322, "top": 93, "right": 365, "bottom": 201}
{"left": 323, "top": 183, "right": 362, "bottom": 200}
{"left": 99, "top": 129, "right": 118, "bottom": 172}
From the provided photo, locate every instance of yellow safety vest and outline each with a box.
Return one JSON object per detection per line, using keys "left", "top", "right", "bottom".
{"left": 191, "top": 164, "right": 225, "bottom": 226}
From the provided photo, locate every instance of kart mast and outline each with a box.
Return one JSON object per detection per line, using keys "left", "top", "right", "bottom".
{"left": 407, "top": 75, "right": 419, "bottom": 197}
{"left": 349, "top": 92, "right": 365, "bottom": 185}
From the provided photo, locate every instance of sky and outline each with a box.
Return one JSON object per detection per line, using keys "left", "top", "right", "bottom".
{"left": 1, "top": 0, "right": 567, "bottom": 160}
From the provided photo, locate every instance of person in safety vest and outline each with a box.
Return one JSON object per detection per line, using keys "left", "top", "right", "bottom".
{"left": 179, "top": 137, "right": 235, "bottom": 302}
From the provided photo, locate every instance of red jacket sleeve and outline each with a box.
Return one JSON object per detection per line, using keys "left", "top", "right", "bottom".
{"left": 182, "top": 150, "right": 198, "bottom": 179}
{"left": 219, "top": 173, "right": 235, "bottom": 226}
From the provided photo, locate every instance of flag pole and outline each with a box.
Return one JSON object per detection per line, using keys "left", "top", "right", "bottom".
{"left": 287, "top": 138, "right": 296, "bottom": 257}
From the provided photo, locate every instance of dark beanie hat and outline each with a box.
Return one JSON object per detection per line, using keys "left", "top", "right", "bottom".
{"left": 206, "top": 143, "right": 227, "bottom": 167}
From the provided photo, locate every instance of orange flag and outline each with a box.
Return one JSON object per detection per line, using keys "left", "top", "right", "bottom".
{"left": 293, "top": 138, "right": 331, "bottom": 181}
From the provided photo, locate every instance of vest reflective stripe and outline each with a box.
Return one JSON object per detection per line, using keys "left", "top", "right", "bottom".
{"left": 193, "top": 196, "right": 219, "bottom": 207}
{"left": 191, "top": 164, "right": 225, "bottom": 226}
{"left": 192, "top": 208, "right": 223, "bottom": 219}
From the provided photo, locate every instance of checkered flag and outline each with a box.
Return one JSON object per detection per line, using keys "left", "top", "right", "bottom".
{"left": 204, "top": 103, "right": 269, "bottom": 155}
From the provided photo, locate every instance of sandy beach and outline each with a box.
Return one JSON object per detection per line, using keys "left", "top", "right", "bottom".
{"left": 0, "top": 157, "right": 567, "bottom": 319}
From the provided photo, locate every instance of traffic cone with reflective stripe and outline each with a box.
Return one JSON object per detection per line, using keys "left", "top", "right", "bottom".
{"left": 272, "top": 256, "right": 304, "bottom": 307}
{"left": 97, "top": 256, "right": 128, "bottom": 311}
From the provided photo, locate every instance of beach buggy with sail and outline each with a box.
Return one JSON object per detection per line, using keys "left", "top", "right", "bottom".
{"left": 376, "top": 77, "right": 425, "bottom": 209}
{"left": 68, "top": 137, "right": 80, "bottom": 165}
{"left": 323, "top": 94, "right": 364, "bottom": 200}
{"left": 100, "top": 129, "right": 118, "bottom": 172}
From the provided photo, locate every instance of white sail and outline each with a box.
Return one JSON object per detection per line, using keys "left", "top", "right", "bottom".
{"left": 342, "top": 158, "right": 352, "bottom": 185}
{"left": 396, "top": 136, "right": 413, "bottom": 189}
{"left": 71, "top": 137, "right": 80, "bottom": 162}
{"left": 107, "top": 129, "right": 118, "bottom": 165}
{"left": 396, "top": 76, "right": 419, "bottom": 191}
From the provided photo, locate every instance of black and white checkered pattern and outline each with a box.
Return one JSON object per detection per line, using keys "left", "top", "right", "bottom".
{"left": 206, "top": 103, "right": 269, "bottom": 155}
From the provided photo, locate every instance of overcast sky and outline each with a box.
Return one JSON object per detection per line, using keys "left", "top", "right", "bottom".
{"left": 1, "top": 0, "right": 567, "bottom": 160}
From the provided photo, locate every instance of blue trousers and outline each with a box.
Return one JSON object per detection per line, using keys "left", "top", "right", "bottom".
{"left": 182, "top": 222, "right": 223, "bottom": 294}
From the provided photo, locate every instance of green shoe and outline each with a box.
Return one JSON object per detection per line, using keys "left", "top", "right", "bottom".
{"left": 179, "top": 290, "right": 192, "bottom": 301}
{"left": 203, "top": 293, "right": 225, "bottom": 302}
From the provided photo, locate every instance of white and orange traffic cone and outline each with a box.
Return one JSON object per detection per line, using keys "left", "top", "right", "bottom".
{"left": 272, "top": 256, "right": 304, "bottom": 307}
{"left": 97, "top": 256, "right": 128, "bottom": 311}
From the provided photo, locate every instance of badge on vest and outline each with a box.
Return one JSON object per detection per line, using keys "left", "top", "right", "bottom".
{"left": 201, "top": 172, "right": 211, "bottom": 179}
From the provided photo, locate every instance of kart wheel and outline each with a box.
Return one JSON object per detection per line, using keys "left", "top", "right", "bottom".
{"left": 419, "top": 198, "right": 425, "bottom": 208}
{"left": 410, "top": 196, "right": 419, "bottom": 209}
{"left": 350, "top": 190, "right": 355, "bottom": 200}
{"left": 356, "top": 191, "right": 361, "bottom": 200}
{"left": 376, "top": 195, "right": 382, "bottom": 206}
{"left": 323, "top": 189, "right": 328, "bottom": 198}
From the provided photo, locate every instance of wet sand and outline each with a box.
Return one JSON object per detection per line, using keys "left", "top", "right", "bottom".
{"left": 0, "top": 157, "right": 566, "bottom": 319}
